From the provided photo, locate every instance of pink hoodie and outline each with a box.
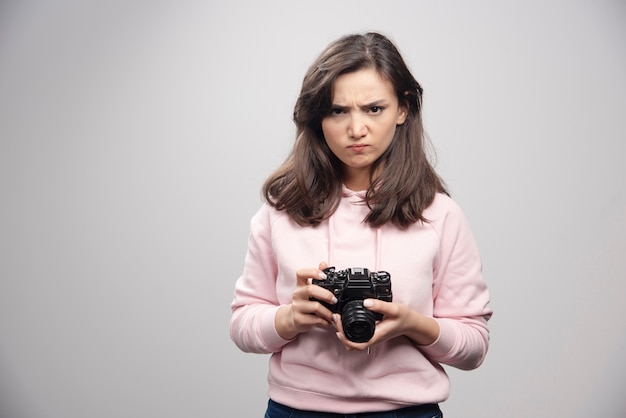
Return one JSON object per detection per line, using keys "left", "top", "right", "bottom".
{"left": 230, "top": 188, "right": 492, "bottom": 413}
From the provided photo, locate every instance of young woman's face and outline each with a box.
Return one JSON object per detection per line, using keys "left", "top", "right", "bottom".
{"left": 321, "top": 68, "right": 407, "bottom": 190}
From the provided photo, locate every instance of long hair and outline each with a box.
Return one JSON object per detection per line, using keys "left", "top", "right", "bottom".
{"left": 263, "top": 32, "right": 448, "bottom": 229}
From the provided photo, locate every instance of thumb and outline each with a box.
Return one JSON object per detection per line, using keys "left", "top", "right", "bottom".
{"left": 363, "top": 298, "right": 388, "bottom": 315}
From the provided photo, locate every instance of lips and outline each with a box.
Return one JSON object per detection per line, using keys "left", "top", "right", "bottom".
{"left": 349, "top": 144, "right": 368, "bottom": 152}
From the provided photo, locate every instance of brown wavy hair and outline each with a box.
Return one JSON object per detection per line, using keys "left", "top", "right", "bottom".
{"left": 262, "top": 32, "right": 448, "bottom": 230}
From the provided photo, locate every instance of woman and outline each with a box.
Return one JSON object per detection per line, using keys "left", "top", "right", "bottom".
{"left": 230, "top": 32, "right": 492, "bottom": 417}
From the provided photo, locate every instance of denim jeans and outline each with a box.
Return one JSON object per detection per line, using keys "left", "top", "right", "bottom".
{"left": 264, "top": 399, "right": 443, "bottom": 418}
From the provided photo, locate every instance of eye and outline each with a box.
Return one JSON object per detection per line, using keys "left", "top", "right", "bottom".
{"left": 329, "top": 107, "right": 346, "bottom": 116}
{"left": 369, "top": 106, "right": 384, "bottom": 114}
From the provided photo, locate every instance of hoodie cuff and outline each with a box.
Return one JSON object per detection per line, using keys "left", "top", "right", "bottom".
{"left": 418, "top": 318, "right": 458, "bottom": 359}
{"left": 262, "top": 305, "right": 295, "bottom": 352}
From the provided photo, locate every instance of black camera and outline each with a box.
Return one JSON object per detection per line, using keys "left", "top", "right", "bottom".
{"left": 311, "top": 267, "right": 392, "bottom": 343}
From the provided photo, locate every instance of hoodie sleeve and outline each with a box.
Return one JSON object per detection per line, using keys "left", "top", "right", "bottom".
{"left": 419, "top": 196, "right": 493, "bottom": 370}
{"left": 229, "top": 204, "right": 293, "bottom": 354}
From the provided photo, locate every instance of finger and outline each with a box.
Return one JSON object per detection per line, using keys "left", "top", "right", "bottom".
{"left": 294, "top": 309, "right": 333, "bottom": 328}
{"left": 295, "top": 267, "right": 327, "bottom": 286}
{"left": 309, "top": 304, "right": 335, "bottom": 323}
{"left": 332, "top": 317, "right": 352, "bottom": 350}
{"left": 318, "top": 261, "right": 329, "bottom": 271}
{"left": 291, "top": 297, "right": 334, "bottom": 325}
{"left": 333, "top": 313, "right": 343, "bottom": 332}
{"left": 334, "top": 328, "right": 371, "bottom": 351}
{"left": 307, "top": 284, "right": 338, "bottom": 306}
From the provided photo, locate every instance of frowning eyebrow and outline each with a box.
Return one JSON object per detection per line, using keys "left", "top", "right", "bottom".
{"left": 330, "top": 100, "right": 389, "bottom": 110}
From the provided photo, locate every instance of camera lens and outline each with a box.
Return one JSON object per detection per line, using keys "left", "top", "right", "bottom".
{"left": 341, "top": 300, "right": 377, "bottom": 343}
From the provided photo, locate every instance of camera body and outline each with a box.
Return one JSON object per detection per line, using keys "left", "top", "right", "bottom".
{"left": 311, "top": 266, "right": 392, "bottom": 343}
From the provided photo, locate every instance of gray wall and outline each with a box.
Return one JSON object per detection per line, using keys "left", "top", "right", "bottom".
{"left": 1, "top": 1, "right": 624, "bottom": 417}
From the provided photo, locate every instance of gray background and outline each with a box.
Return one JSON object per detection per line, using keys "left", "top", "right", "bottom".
{"left": 1, "top": 0, "right": 625, "bottom": 417}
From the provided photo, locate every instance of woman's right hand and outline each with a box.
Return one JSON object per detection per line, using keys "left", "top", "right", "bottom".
{"left": 275, "top": 262, "right": 338, "bottom": 340}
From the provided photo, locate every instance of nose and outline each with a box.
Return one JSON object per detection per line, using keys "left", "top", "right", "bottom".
{"left": 348, "top": 114, "right": 367, "bottom": 139}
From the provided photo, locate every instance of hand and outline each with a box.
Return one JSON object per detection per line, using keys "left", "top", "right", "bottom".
{"left": 334, "top": 299, "right": 440, "bottom": 351}
{"left": 275, "top": 262, "right": 338, "bottom": 340}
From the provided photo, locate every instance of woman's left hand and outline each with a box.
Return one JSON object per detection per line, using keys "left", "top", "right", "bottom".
{"left": 333, "top": 299, "right": 440, "bottom": 350}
